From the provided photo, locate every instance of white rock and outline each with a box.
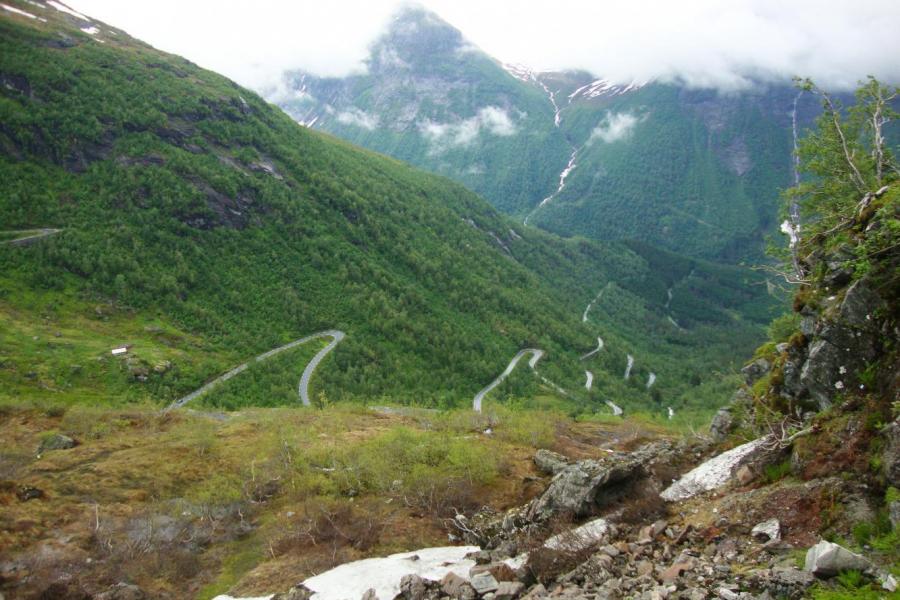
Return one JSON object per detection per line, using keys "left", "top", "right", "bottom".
{"left": 661, "top": 437, "right": 770, "bottom": 501}
{"left": 804, "top": 541, "right": 871, "bottom": 577}
{"left": 751, "top": 519, "right": 781, "bottom": 542}
{"left": 544, "top": 517, "right": 609, "bottom": 551}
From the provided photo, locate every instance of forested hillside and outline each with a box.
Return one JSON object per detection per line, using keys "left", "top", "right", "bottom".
{"left": 271, "top": 6, "right": 826, "bottom": 262}
{"left": 0, "top": 1, "right": 778, "bottom": 415}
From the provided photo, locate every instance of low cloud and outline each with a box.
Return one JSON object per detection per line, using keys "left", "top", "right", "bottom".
{"left": 421, "top": 106, "right": 517, "bottom": 151}
{"left": 336, "top": 108, "right": 380, "bottom": 130}
{"left": 589, "top": 112, "right": 641, "bottom": 144}
{"left": 69, "top": 0, "right": 900, "bottom": 92}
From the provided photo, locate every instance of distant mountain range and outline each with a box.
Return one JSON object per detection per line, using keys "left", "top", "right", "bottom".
{"left": 269, "top": 6, "right": 827, "bottom": 261}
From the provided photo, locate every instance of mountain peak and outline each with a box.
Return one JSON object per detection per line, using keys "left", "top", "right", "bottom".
{"left": 368, "top": 5, "right": 471, "bottom": 71}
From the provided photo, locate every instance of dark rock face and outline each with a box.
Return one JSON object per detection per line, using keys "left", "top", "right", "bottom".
{"left": 797, "top": 279, "right": 886, "bottom": 410}
{"left": 883, "top": 421, "right": 900, "bottom": 487}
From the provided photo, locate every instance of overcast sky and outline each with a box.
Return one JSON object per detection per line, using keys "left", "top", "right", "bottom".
{"left": 69, "top": 0, "right": 900, "bottom": 91}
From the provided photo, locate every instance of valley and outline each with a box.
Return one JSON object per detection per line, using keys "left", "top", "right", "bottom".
{"left": 0, "top": 2, "right": 898, "bottom": 600}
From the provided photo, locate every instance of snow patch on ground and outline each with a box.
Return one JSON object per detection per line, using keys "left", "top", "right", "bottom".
{"left": 304, "top": 546, "right": 478, "bottom": 600}
{"left": 545, "top": 518, "right": 609, "bottom": 551}
{"left": 2, "top": 3, "right": 45, "bottom": 20}
{"left": 47, "top": 0, "right": 89, "bottom": 20}
{"left": 80, "top": 25, "right": 100, "bottom": 35}
{"left": 661, "top": 437, "right": 770, "bottom": 501}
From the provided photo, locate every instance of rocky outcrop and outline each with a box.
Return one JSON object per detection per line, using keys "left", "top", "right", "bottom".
{"left": 533, "top": 449, "right": 569, "bottom": 476}
{"left": 37, "top": 433, "right": 77, "bottom": 453}
{"left": 526, "top": 442, "right": 671, "bottom": 520}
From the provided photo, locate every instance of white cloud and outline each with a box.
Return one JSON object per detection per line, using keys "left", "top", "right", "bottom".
{"left": 68, "top": 0, "right": 900, "bottom": 92}
{"left": 589, "top": 112, "right": 641, "bottom": 144}
{"left": 336, "top": 108, "right": 380, "bottom": 130}
{"left": 420, "top": 106, "right": 517, "bottom": 151}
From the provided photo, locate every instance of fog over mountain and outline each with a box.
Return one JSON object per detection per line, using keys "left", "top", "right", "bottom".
{"left": 70, "top": 0, "right": 900, "bottom": 91}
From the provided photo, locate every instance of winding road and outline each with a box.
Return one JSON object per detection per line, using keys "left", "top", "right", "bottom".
{"left": 582, "top": 284, "right": 610, "bottom": 323}
{"left": 167, "top": 330, "right": 345, "bottom": 411}
{"left": 2, "top": 228, "right": 62, "bottom": 246}
{"left": 580, "top": 336, "right": 604, "bottom": 360}
{"left": 605, "top": 400, "right": 623, "bottom": 416}
{"left": 624, "top": 354, "right": 634, "bottom": 380}
{"left": 584, "top": 370, "right": 593, "bottom": 390}
{"left": 473, "top": 348, "right": 544, "bottom": 412}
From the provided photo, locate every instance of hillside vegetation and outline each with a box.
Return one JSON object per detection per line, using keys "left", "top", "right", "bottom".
{"left": 0, "top": 1, "right": 778, "bottom": 414}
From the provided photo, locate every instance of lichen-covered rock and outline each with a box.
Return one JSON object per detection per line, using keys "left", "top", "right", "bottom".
{"left": 741, "top": 358, "right": 771, "bottom": 385}
{"left": 37, "top": 433, "right": 76, "bottom": 453}
{"left": 526, "top": 442, "right": 669, "bottom": 520}
{"left": 533, "top": 449, "right": 569, "bottom": 475}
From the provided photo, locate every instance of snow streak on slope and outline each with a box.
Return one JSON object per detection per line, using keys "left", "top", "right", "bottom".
{"left": 524, "top": 145, "right": 579, "bottom": 225}
{"left": 567, "top": 78, "right": 644, "bottom": 102}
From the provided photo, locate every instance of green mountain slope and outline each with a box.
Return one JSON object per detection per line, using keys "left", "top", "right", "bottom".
{"left": 273, "top": 7, "right": 821, "bottom": 261}
{"left": 0, "top": 1, "right": 778, "bottom": 414}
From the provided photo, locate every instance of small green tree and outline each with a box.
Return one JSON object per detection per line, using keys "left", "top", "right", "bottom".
{"left": 779, "top": 77, "right": 899, "bottom": 280}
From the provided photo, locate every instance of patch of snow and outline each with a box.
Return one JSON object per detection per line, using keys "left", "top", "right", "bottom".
{"left": 80, "top": 25, "right": 99, "bottom": 35}
{"left": 584, "top": 370, "right": 593, "bottom": 390}
{"left": 624, "top": 354, "right": 634, "bottom": 380}
{"left": 110, "top": 347, "right": 128, "bottom": 355}
{"left": 568, "top": 78, "right": 645, "bottom": 102}
{"left": 2, "top": 3, "right": 45, "bottom": 20}
{"left": 545, "top": 517, "right": 609, "bottom": 551}
{"left": 47, "top": 0, "right": 90, "bottom": 20}
{"left": 661, "top": 437, "right": 771, "bottom": 501}
{"left": 303, "top": 546, "right": 479, "bottom": 600}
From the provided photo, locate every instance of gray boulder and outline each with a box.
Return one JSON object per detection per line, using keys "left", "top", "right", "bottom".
{"left": 534, "top": 449, "right": 569, "bottom": 475}
{"left": 709, "top": 407, "right": 734, "bottom": 442}
{"left": 396, "top": 575, "right": 427, "bottom": 600}
{"left": 38, "top": 433, "right": 76, "bottom": 453}
{"left": 469, "top": 571, "right": 499, "bottom": 595}
{"left": 494, "top": 581, "right": 526, "bottom": 600}
{"left": 804, "top": 541, "right": 871, "bottom": 577}
{"left": 440, "top": 572, "right": 476, "bottom": 600}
